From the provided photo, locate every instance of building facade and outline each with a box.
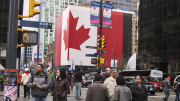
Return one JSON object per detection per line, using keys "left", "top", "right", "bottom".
{"left": 138, "top": 0, "right": 180, "bottom": 72}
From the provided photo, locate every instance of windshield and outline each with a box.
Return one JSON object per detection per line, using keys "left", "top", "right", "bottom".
{"left": 146, "top": 78, "right": 159, "bottom": 82}
{"left": 141, "top": 78, "right": 148, "bottom": 83}
{"left": 82, "top": 76, "right": 91, "bottom": 80}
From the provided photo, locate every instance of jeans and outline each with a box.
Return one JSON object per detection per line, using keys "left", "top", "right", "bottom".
{"left": 24, "top": 85, "right": 30, "bottom": 98}
{"left": 75, "top": 82, "right": 81, "bottom": 99}
{"left": 48, "top": 81, "right": 53, "bottom": 92}
{"left": 163, "top": 90, "right": 170, "bottom": 101}
{"left": 0, "top": 81, "right": 4, "bottom": 91}
{"left": 32, "top": 96, "right": 47, "bottom": 101}
{"left": 175, "top": 92, "right": 179, "bottom": 100}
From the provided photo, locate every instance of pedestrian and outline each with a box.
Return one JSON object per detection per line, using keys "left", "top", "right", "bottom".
{"left": 0, "top": 70, "right": 4, "bottom": 91}
{"left": 47, "top": 68, "right": 55, "bottom": 92}
{"left": 21, "top": 68, "right": 31, "bottom": 99}
{"left": 67, "top": 72, "right": 72, "bottom": 92}
{"left": 162, "top": 76, "right": 172, "bottom": 101}
{"left": 130, "top": 74, "right": 148, "bottom": 101}
{"left": 86, "top": 73, "right": 109, "bottom": 101}
{"left": 113, "top": 75, "right": 132, "bottom": 101}
{"left": 103, "top": 69, "right": 117, "bottom": 101}
{"left": 71, "top": 74, "right": 74, "bottom": 91}
{"left": 74, "top": 67, "right": 85, "bottom": 100}
{"left": 102, "top": 68, "right": 111, "bottom": 83}
{"left": 27, "top": 64, "right": 51, "bottom": 101}
{"left": 52, "top": 68, "right": 70, "bottom": 101}
{"left": 17, "top": 68, "right": 22, "bottom": 98}
{"left": 174, "top": 81, "right": 180, "bottom": 101}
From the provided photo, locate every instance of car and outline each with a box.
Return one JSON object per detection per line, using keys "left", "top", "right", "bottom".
{"left": 82, "top": 76, "right": 93, "bottom": 87}
{"left": 143, "top": 76, "right": 163, "bottom": 92}
{"left": 125, "top": 77, "right": 156, "bottom": 95}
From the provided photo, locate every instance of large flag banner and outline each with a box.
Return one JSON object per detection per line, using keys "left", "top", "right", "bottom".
{"left": 103, "top": 3, "right": 112, "bottom": 28}
{"left": 90, "top": 1, "right": 100, "bottom": 27}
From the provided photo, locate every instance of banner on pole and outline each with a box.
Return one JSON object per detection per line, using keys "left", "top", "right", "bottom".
{"left": 90, "top": 1, "right": 100, "bottom": 27}
{"left": 103, "top": 3, "right": 112, "bottom": 28}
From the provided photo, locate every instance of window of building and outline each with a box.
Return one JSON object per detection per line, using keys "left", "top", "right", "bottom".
{"left": 55, "top": 12, "right": 59, "bottom": 14}
{"left": 134, "top": 5, "right": 137, "bottom": 8}
{"left": 105, "top": 1, "right": 110, "bottom": 4}
{"left": 50, "top": 18, "right": 54, "bottom": 22}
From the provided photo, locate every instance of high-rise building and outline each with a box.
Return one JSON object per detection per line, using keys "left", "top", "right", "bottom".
{"left": 138, "top": 0, "right": 180, "bottom": 72}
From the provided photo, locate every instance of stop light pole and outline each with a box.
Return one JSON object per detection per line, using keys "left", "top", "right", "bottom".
{"left": 98, "top": 0, "right": 103, "bottom": 68}
{"left": 6, "top": 0, "right": 19, "bottom": 69}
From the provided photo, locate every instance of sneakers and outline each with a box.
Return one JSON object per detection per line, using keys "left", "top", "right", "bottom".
{"left": 77, "top": 98, "right": 83, "bottom": 100}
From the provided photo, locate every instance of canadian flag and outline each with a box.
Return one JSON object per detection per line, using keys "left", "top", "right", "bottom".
{"left": 55, "top": 6, "right": 125, "bottom": 67}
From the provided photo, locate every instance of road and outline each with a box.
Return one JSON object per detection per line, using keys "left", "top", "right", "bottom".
{"left": 0, "top": 86, "right": 177, "bottom": 101}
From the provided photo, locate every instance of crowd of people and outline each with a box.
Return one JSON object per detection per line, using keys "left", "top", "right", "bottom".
{"left": 0, "top": 64, "right": 179, "bottom": 101}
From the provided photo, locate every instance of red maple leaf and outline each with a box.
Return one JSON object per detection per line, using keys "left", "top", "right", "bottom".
{"left": 63, "top": 11, "right": 90, "bottom": 60}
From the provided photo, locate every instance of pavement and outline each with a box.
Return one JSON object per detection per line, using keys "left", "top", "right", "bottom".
{"left": 0, "top": 86, "right": 178, "bottom": 101}
{"left": 0, "top": 86, "right": 88, "bottom": 101}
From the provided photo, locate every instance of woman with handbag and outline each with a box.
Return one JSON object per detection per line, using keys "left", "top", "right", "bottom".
{"left": 52, "top": 68, "right": 70, "bottom": 101}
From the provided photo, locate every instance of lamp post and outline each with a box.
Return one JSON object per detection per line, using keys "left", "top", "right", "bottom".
{"left": 112, "top": 49, "right": 115, "bottom": 67}
{"left": 71, "top": 59, "right": 74, "bottom": 65}
{"left": 80, "top": 61, "right": 82, "bottom": 66}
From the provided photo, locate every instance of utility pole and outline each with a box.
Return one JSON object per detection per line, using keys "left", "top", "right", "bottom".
{"left": 98, "top": 0, "right": 103, "bottom": 68}
{"left": 6, "top": 0, "right": 18, "bottom": 69}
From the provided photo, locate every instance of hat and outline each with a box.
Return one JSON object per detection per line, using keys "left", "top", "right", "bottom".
{"left": 25, "top": 68, "right": 29, "bottom": 71}
{"left": 167, "top": 76, "right": 171, "bottom": 79}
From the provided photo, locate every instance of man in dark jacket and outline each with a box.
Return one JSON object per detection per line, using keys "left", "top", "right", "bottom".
{"left": 27, "top": 64, "right": 51, "bottom": 101}
{"left": 86, "top": 74, "right": 109, "bottom": 101}
{"left": 162, "top": 76, "right": 172, "bottom": 101}
{"left": 102, "top": 68, "right": 111, "bottom": 83}
{"left": 75, "top": 67, "right": 85, "bottom": 100}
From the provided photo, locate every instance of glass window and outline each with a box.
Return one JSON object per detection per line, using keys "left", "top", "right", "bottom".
{"left": 105, "top": 1, "right": 110, "bottom": 4}
{"left": 146, "top": 78, "right": 159, "bottom": 82}
{"left": 56, "top": 8, "right": 59, "bottom": 11}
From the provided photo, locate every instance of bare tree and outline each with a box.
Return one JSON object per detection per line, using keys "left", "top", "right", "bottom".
{"left": 136, "top": 52, "right": 160, "bottom": 70}
{"left": 168, "top": 59, "right": 180, "bottom": 78}
{"left": 116, "top": 56, "right": 129, "bottom": 71}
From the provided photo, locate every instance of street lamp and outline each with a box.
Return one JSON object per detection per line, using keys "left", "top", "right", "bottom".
{"left": 112, "top": 49, "right": 115, "bottom": 67}
{"left": 80, "top": 61, "right": 82, "bottom": 66}
{"left": 71, "top": 59, "right": 74, "bottom": 65}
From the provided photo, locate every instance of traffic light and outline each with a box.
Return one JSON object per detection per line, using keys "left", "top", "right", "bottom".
{"left": 21, "top": 31, "right": 38, "bottom": 45}
{"left": 91, "top": 58, "right": 98, "bottom": 65}
{"left": 29, "top": 0, "right": 41, "bottom": 17}
{"left": 100, "top": 38, "right": 106, "bottom": 50}
{"left": 99, "top": 57, "right": 104, "bottom": 65}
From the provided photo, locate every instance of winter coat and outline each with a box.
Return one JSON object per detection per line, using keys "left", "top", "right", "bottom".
{"left": 18, "top": 73, "right": 22, "bottom": 84}
{"left": 113, "top": 85, "right": 132, "bottom": 101}
{"left": 86, "top": 81, "right": 109, "bottom": 101}
{"left": 102, "top": 74, "right": 110, "bottom": 83}
{"left": 52, "top": 78, "right": 70, "bottom": 101}
{"left": 27, "top": 72, "right": 51, "bottom": 98}
{"left": 21, "top": 72, "right": 31, "bottom": 85}
{"left": 163, "top": 78, "right": 172, "bottom": 90}
{"left": 47, "top": 72, "right": 55, "bottom": 81}
{"left": 103, "top": 76, "right": 117, "bottom": 101}
{"left": 130, "top": 83, "right": 148, "bottom": 101}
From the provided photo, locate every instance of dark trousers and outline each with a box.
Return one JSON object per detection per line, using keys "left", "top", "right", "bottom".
{"left": 17, "top": 84, "right": 20, "bottom": 97}
{"left": 24, "top": 85, "right": 30, "bottom": 98}
{"left": 0, "top": 81, "right": 4, "bottom": 91}
{"left": 163, "top": 90, "right": 170, "bottom": 101}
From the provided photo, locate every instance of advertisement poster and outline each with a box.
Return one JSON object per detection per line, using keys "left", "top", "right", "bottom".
{"left": 90, "top": 1, "right": 100, "bottom": 27}
{"left": 34, "top": 53, "right": 42, "bottom": 62}
{"left": 111, "top": 59, "right": 118, "bottom": 67}
{"left": 34, "top": 53, "right": 37, "bottom": 62}
{"left": 4, "top": 69, "right": 18, "bottom": 101}
{"left": 103, "top": 3, "right": 112, "bottom": 28}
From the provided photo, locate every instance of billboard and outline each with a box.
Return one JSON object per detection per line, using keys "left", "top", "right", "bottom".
{"left": 90, "top": 1, "right": 100, "bottom": 27}
{"left": 103, "top": 3, "right": 112, "bottom": 28}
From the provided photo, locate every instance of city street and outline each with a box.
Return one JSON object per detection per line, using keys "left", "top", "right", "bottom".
{"left": 0, "top": 86, "right": 177, "bottom": 101}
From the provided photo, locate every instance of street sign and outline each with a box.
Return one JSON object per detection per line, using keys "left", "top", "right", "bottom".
{"left": 19, "top": 20, "right": 52, "bottom": 29}
{"left": 86, "top": 51, "right": 107, "bottom": 57}
{"left": 86, "top": 46, "right": 98, "bottom": 49}
{"left": 21, "top": 31, "right": 38, "bottom": 45}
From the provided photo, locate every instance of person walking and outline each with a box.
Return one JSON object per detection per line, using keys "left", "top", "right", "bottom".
{"left": 86, "top": 74, "right": 109, "bottom": 101}
{"left": 162, "top": 76, "right": 172, "bottom": 101}
{"left": 102, "top": 68, "right": 111, "bottom": 83}
{"left": 27, "top": 64, "right": 51, "bottom": 101}
{"left": 74, "top": 67, "right": 85, "bottom": 100}
{"left": 67, "top": 72, "right": 72, "bottom": 92}
{"left": 47, "top": 68, "right": 55, "bottom": 92}
{"left": 113, "top": 75, "right": 132, "bottom": 101}
{"left": 17, "top": 68, "right": 22, "bottom": 98}
{"left": 52, "top": 68, "right": 70, "bottom": 101}
{"left": 130, "top": 74, "right": 148, "bottom": 101}
{"left": 0, "top": 70, "right": 4, "bottom": 91}
{"left": 103, "top": 69, "right": 117, "bottom": 101}
{"left": 174, "top": 81, "right": 180, "bottom": 101}
{"left": 21, "top": 68, "right": 31, "bottom": 99}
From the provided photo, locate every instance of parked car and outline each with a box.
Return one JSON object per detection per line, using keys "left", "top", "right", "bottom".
{"left": 143, "top": 76, "right": 163, "bottom": 92}
{"left": 125, "top": 77, "right": 156, "bottom": 95}
{"left": 82, "top": 76, "right": 93, "bottom": 87}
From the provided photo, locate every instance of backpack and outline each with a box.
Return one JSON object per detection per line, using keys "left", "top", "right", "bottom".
{"left": 31, "top": 72, "right": 48, "bottom": 83}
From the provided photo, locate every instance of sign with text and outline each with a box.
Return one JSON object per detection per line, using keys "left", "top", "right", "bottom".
{"left": 103, "top": 3, "right": 112, "bottom": 28}
{"left": 90, "top": 1, "right": 100, "bottom": 27}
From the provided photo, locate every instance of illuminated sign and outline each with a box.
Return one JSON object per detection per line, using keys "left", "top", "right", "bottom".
{"left": 21, "top": 31, "right": 38, "bottom": 45}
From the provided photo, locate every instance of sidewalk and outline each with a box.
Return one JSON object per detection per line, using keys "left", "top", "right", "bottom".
{"left": 0, "top": 86, "right": 87, "bottom": 101}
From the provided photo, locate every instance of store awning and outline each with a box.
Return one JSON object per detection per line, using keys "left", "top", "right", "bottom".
{"left": 0, "top": 64, "right": 5, "bottom": 71}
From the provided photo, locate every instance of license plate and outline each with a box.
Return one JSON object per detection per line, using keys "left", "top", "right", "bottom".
{"left": 150, "top": 88, "right": 153, "bottom": 90}
{"left": 160, "top": 87, "right": 163, "bottom": 89}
